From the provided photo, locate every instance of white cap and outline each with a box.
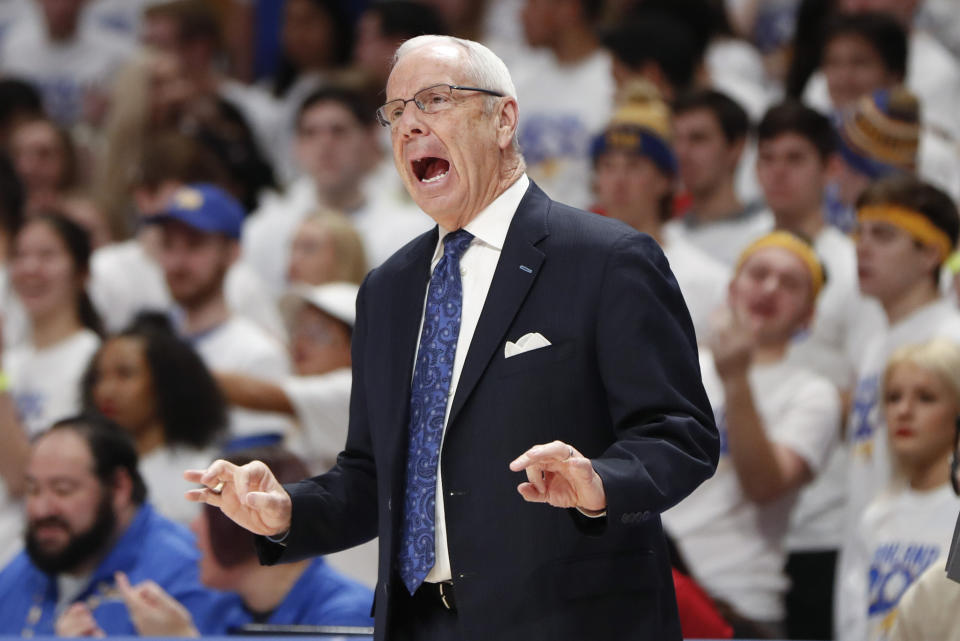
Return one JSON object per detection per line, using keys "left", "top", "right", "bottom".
{"left": 280, "top": 282, "right": 359, "bottom": 329}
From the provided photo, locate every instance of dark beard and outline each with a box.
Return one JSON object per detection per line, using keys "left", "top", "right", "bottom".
{"left": 168, "top": 260, "right": 230, "bottom": 310}
{"left": 25, "top": 490, "right": 116, "bottom": 575}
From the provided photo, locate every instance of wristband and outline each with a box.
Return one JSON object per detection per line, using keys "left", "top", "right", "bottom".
{"left": 0, "top": 371, "right": 9, "bottom": 394}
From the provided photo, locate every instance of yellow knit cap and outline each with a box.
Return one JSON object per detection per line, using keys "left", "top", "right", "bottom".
{"left": 608, "top": 80, "right": 672, "bottom": 140}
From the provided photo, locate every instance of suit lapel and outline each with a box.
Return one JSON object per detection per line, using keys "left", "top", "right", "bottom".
{"left": 382, "top": 229, "right": 437, "bottom": 478}
{"left": 448, "top": 183, "right": 551, "bottom": 426}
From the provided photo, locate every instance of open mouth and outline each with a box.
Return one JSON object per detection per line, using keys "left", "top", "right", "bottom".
{"left": 412, "top": 157, "right": 450, "bottom": 184}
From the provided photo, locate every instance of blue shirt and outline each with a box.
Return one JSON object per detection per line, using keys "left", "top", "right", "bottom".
{"left": 213, "top": 558, "right": 374, "bottom": 633}
{"left": 0, "top": 503, "right": 230, "bottom": 636}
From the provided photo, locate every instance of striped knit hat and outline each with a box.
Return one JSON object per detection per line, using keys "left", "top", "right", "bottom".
{"left": 591, "top": 80, "right": 677, "bottom": 175}
{"left": 837, "top": 86, "right": 920, "bottom": 179}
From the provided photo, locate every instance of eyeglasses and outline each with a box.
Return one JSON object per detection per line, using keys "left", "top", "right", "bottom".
{"left": 376, "top": 83, "right": 504, "bottom": 128}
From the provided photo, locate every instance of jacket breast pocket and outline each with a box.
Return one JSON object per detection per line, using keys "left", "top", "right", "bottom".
{"left": 498, "top": 340, "right": 575, "bottom": 378}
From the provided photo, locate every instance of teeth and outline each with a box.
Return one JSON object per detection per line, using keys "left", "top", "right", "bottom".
{"left": 421, "top": 170, "right": 448, "bottom": 184}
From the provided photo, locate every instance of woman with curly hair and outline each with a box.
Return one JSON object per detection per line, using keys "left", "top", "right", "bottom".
{"left": 82, "top": 312, "right": 227, "bottom": 524}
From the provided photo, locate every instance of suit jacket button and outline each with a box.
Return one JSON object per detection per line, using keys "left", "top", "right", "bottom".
{"left": 387, "top": 499, "right": 391, "bottom": 511}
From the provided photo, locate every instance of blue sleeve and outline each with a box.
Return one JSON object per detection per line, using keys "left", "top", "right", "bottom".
{"left": 296, "top": 581, "right": 374, "bottom": 627}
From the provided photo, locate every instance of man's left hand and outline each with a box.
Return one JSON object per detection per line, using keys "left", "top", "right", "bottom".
{"left": 509, "top": 441, "right": 606, "bottom": 513}
{"left": 54, "top": 603, "right": 104, "bottom": 637}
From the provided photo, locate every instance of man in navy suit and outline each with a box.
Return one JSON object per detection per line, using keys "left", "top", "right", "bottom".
{"left": 187, "top": 35, "right": 719, "bottom": 641}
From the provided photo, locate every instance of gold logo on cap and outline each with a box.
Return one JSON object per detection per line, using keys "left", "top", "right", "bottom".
{"left": 174, "top": 188, "right": 204, "bottom": 210}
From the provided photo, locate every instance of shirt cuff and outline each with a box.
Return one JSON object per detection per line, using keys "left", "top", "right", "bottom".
{"left": 576, "top": 507, "right": 607, "bottom": 518}
{"left": 266, "top": 530, "right": 290, "bottom": 546}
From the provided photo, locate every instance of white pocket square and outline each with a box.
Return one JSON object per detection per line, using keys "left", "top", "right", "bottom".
{"left": 504, "top": 332, "right": 552, "bottom": 358}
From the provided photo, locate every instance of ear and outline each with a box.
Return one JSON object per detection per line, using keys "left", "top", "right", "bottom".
{"left": 918, "top": 242, "right": 943, "bottom": 275}
{"left": 110, "top": 468, "right": 134, "bottom": 512}
{"left": 496, "top": 97, "right": 520, "bottom": 152}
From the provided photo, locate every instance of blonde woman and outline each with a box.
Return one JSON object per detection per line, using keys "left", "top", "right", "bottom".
{"left": 838, "top": 338, "right": 960, "bottom": 641}
{"left": 93, "top": 48, "right": 191, "bottom": 240}
{"left": 286, "top": 211, "right": 368, "bottom": 286}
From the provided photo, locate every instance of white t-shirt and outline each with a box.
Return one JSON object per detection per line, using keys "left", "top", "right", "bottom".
{"left": 512, "top": 48, "right": 614, "bottom": 210}
{"left": 81, "top": 0, "right": 168, "bottom": 39}
{"left": 786, "top": 227, "right": 886, "bottom": 551}
{"left": 0, "top": 482, "right": 22, "bottom": 569}
{"left": 3, "top": 329, "right": 100, "bottom": 436}
{"left": 662, "top": 236, "right": 730, "bottom": 344}
{"left": 219, "top": 79, "right": 282, "bottom": 170}
{"left": 90, "top": 238, "right": 285, "bottom": 340}
{"left": 705, "top": 37, "right": 778, "bottom": 122}
{"left": 662, "top": 350, "right": 839, "bottom": 622}
{"left": 0, "top": 268, "right": 29, "bottom": 351}
{"left": 139, "top": 444, "right": 219, "bottom": 525}
{"left": 89, "top": 239, "right": 169, "bottom": 333}
{"left": 189, "top": 316, "right": 292, "bottom": 440}
{"left": 0, "top": 19, "right": 130, "bottom": 125}
{"left": 242, "top": 175, "right": 432, "bottom": 296}
{"left": 789, "top": 225, "right": 887, "bottom": 389}
{"left": 845, "top": 298, "right": 960, "bottom": 533}
{"left": 282, "top": 368, "right": 351, "bottom": 475}
{"left": 664, "top": 205, "right": 773, "bottom": 267}
{"left": 837, "top": 484, "right": 960, "bottom": 641}
{"left": 0, "top": 0, "right": 29, "bottom": 46}
{"left": 918, "top": 0, "right": 960, "bottom": 59}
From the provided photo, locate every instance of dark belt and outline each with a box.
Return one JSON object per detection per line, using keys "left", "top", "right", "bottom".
{"left": 415, "top": 580, "right": 457, "bottom": 611}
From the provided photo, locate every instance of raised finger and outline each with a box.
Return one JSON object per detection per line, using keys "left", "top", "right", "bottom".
{"left": 114, "top": 571, "right": 135, "bottom": 600}
{"left": 184, "top": 487, "right": 223, "bottom": 506}
{"left": 193, "top": 460, "right": 237, "bottom": 487}
{"left": 509, "top": 441, "right": 571, "bottom": 471}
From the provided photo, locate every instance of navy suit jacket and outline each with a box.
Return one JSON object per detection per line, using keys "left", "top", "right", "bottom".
{"left": 257, "top": 182, "right": 719, "bottom": 640}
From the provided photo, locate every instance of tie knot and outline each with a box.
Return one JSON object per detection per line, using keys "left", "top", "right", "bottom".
{"left": 443, "top": 229, "right": 474, "bottom": 260}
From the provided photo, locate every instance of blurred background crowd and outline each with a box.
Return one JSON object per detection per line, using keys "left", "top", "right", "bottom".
{"left": 0, "top": 0, "right": 959, "bottom": 638}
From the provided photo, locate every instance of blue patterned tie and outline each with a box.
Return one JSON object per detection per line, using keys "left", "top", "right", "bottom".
{"left": 398, "top": 228, "right": 474, "bottom": 594}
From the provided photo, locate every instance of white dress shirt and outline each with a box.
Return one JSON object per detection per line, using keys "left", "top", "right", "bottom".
{"left": 417, "top": 174, "right": 530, "bottom": 583}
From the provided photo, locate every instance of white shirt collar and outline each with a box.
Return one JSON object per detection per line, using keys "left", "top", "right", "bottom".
{"left": 435, "top": 174, "right": 530, "bottom": 257}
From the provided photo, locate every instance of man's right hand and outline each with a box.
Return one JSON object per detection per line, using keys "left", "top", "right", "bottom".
{"left": 183, "top": 460, "right": 292, "bottom": 537}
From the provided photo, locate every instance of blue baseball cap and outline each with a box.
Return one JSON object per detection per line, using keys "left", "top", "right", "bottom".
{"left": 147, "top": 184, "right": 244, "bottom": 239}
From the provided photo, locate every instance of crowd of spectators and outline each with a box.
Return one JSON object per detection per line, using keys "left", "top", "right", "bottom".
{"left": 0, "top": 0, "right": 958, "bottom": 638}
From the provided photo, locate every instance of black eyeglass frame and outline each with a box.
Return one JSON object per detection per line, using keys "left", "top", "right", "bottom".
{"left": 375, "top": 84, "right": 505, "bottom": 128}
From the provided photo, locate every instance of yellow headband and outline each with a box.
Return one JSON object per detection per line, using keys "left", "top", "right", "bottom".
{"left": 735, "top": 231, "right": 825, "bottom": 299}
{"left": 857, "top": 205, "right": 954, "bottom": 262}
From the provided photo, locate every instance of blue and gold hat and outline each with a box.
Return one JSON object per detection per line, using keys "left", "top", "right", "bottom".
{"left": 590, "top": 80, "right": 677, "bottom": 175}
{"left": 147, "top": 184, "right": 245, "bottom": 239}
{"left": 838, "top": 86, "right": 919, "bottom": 180}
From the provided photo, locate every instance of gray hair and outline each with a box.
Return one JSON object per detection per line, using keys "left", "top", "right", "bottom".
{"left": 394, "top": 35, "right": 518, "bottom": 100}
{"left": 393, "top": 35, "right": 522, "bottom": 153}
